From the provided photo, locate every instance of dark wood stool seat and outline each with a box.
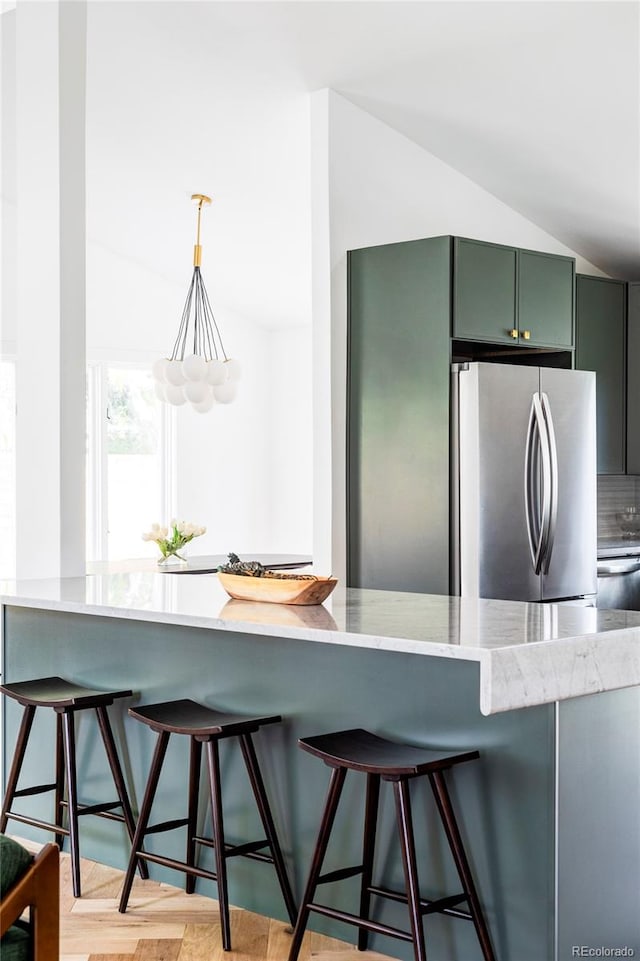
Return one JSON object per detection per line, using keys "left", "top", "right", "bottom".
{"left": 128, "top": 698, "right": 281, "bottom": 737}
{"left": 119, "top": 698, "right": 297, "bottom": 951}
{"left": 289, "top": 728, "right": 497, "bottom": 961}
{"left": 300, "top": 728, "right": 481, "bottom": 776}
{"left": 0, "top": 675, "right": 147, "bottom": 898}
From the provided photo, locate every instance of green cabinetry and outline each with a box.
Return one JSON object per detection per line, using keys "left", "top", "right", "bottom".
{"left": 348, "top": 234, "right": 578, "bottom": 592}
{"left": 453, "top": 238, "right": 517, "bottom": 344}
{"left": 627, "top": 283, "right": 640, "bottom": 474}
{"left": 518, "top": 249, "right": 574, "bottom": 348}
{"left": 453, "top": 238, "right": 574, "bottom": 349}
{"left": 575, "top": 275, "right": 627, "bottom": 474}
{"left": 347, "top": 237, "right": 451, "bottom": 593}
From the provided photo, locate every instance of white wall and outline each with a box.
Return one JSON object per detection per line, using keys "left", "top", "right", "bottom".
{"left": 1, "top": 8, "right": 16, "bottom": 356}
{"left": 173, "top": 306, "right": 272, "bottom": 556}
{"left": 311, "top": 89, "right": 609, "bottom": 582}
{"left": 86, "top": 242, "right": 184, "bottom": 358}
{"left": 12, "top": 1, "right": 87, "bottom": 579}
{"left": 265, "top": 325, "right": 313, "bottom": 554}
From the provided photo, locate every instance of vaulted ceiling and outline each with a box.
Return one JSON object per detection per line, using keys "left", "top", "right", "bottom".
{"left": 87, "top": 1, "right": 639, "bottom": 329}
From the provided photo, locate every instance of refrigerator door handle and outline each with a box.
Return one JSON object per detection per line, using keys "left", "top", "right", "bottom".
{"left": 524, "top": 398, "right": 539, "bottom": 569}
{"left": 540, "top": 392, "right": 558, "bottom": 574}
{"left": 524, "top": 393, "right": 551, "bottom": 574}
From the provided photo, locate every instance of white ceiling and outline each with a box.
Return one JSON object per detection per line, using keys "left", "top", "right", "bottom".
{"left": 87, "top": 1, "right": 640, "bottom": 330}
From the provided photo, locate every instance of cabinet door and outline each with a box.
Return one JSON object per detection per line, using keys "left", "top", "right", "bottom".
{"left": 575, "top": 275, "right": 626, "bottom": 474}
{"left": 348, "top": 237, "right": 451, "bottom": 594}
{"left": 627, "top": 283, "right": 640, "bottom": 474}
{"left": 518, "top": 249, "right": 574, "bottom": 348}
{"left": 452, "top": 238, "right": 517, "bottom": 343}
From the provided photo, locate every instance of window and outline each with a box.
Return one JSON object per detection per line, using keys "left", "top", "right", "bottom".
{"left": 87, "top": 364, "right": 174, "bottom": 562}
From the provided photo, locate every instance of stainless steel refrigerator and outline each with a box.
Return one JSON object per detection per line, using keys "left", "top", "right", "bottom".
{"left": 451, "top": 362, "right": 597, "bottom": 603}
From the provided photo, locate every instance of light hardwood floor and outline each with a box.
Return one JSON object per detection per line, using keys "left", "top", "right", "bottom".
{"left": 13, "top": 837, "right": 399, "bottom": 961}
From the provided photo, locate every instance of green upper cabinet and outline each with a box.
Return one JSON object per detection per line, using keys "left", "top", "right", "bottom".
{"left": 452, "top": 237, "right": 575, "bottom": 349}
{"left": 576, "top": 275, "right": 627, "bottom": 475}
{"left": 518, "top": 249, "right": 574, "bottom": 348}
{"left": 452, "top": 238, "right": 517, "bottom": 344}
{"left": 626, "top": 283, "right": 640, "bottom": 474}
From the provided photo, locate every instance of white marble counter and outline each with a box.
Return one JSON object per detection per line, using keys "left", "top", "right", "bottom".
{"left": 2, "top": 572, "right": 640, "bottom": 715}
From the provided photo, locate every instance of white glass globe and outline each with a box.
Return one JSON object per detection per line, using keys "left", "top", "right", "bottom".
{"left": 206, "top": 359, "right": 226, "bottom": 386}
{"left": 154, "top": 381, "right": 167, "bottom": 402}
{"left": 224, "top": 358, "right": 242, "bottom": 382}
{"left": 183, "top": 353, "right": 207, "bottom": 382}
{"left": 193, "top": 392, "right": 216, "bottom": 413}
{"left": 152, "top": 357, "right": 170, "bottom": 383}
{"left": 184, "top": 380, "right": 210, "bottom": 404}
{"left": 213, "top": 381, "right": 237, "bottom": 404}
{"left": 165, "top": 384, "right": 187, "bottom": 406}
{"left": 165, "top": 360, "right": 187, "bottom": 387}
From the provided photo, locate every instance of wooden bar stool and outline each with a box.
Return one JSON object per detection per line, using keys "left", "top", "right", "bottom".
{"left": 118, "top": 698, "right": 297, "bottom": 951}
{"left": 288, "top": 728, "right": 497, "bottom": 961}
{"left": 0, "top": 676, "right": 147, "bottom": 898}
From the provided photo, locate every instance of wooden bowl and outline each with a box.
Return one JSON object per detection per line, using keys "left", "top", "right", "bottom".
{"left": 217, "top": 572, "right": 337, "bottom": 606}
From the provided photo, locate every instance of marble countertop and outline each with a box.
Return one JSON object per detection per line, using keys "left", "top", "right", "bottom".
{"left": 2, "top": 572, "right": 640, "bottom": 716}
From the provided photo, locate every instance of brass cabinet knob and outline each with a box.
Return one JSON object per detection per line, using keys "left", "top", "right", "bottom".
{"left": 521, "top": 330, "right": 531, "bottom": 341}
{"left": 509, "top": 329, "right": 518, "bottom": 339}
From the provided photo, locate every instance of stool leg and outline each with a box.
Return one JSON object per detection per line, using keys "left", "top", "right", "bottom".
{"left": 429, "top": 771, "right": 496, "bottom": 961}
{"left": 119, "top": 730, "right": 170, "bottom": 913}
{"left": 61, "top": 710, "right": 82, "bottom": 898}
{"left": 357, "top": 773, "right": 380, "bottom": 951}
{"left": 95, "top": 705, "right": 149, "bottom": 880}
{"left": 185, "top": 736, "right": 202, "bottom": 894}
{"left": 205, "top": 739, "right": 232, "bottom": 951}
{"left": 54, "top": 713, "right": 66, "bottom": 848}
{"left": 1, "top": 704, "right": 36, "bottom": 833}
{"left": 240, "top": 733, "right": 298, "bottom": 926}
{"left": 287, "top": 766, "right": 347, "bottom": 961}
{"left": 393, "top": 779, "right": 427, "bottom": 961}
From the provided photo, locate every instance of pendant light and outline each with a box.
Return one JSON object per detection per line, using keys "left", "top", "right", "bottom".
{"left": 152, "top": 193, "right": 240, "bottom": 412}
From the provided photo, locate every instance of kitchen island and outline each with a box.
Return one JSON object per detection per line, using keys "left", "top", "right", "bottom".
{"left": 2, "top": 572, "right": 639, "bottom": 961}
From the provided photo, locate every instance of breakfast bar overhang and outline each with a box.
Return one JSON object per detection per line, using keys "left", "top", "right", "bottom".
{"left": 2, "top": 573, "right": 640, "bottom": 961}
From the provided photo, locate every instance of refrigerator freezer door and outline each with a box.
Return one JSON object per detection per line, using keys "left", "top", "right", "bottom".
{"left": 458, "top": 363, "right": 543, "bottom": 601}
{"left": 540, "top": 367, "right": 597, "bottom": 600}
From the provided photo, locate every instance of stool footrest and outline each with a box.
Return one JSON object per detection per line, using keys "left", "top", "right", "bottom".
{"left": 308, "top": 902, "right": 413, "bottom": 943}
{"left": 368, "top": 883, "right": 471, "bottom": 920}
{"left": 144, "top": 817, "right": 190, "bottom": 836}
{"left": 136, "top": 850, "right": 218, "bottom": 882}
{"left": 13, "top": 782, "right": 57, "bottom": 798}
{"left": 318, "top": 864, "right": 364, "bottom": 885}
{"left": 60, "top": 798, "right": 128, "bottom": 823}
{"left": 74, "top": 800, "right": 124, "bottom": 819}
{"left": 3, "top": 811, "right": 70, "bottom": 837}
{"left": 194, "top": 835, "right": 272, "bottom": 862}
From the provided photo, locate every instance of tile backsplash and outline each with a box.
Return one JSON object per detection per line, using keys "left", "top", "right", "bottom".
{"left": 598, "top": 475, "right": 640, "bottom": 536}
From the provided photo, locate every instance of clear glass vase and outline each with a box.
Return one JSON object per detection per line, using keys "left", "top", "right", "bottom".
{"left": 157, "top": 550, "right": 188, "bottom": 567}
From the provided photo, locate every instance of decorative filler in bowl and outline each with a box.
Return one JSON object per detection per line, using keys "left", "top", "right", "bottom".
{"left": 217, "top": 553, "right": 337, "bottom": 606}
{"left": 616, "top": 507, "right": 640, "bottom": 538}
{"left": 142, "top": 520, "right": 206, "bottom": 565}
